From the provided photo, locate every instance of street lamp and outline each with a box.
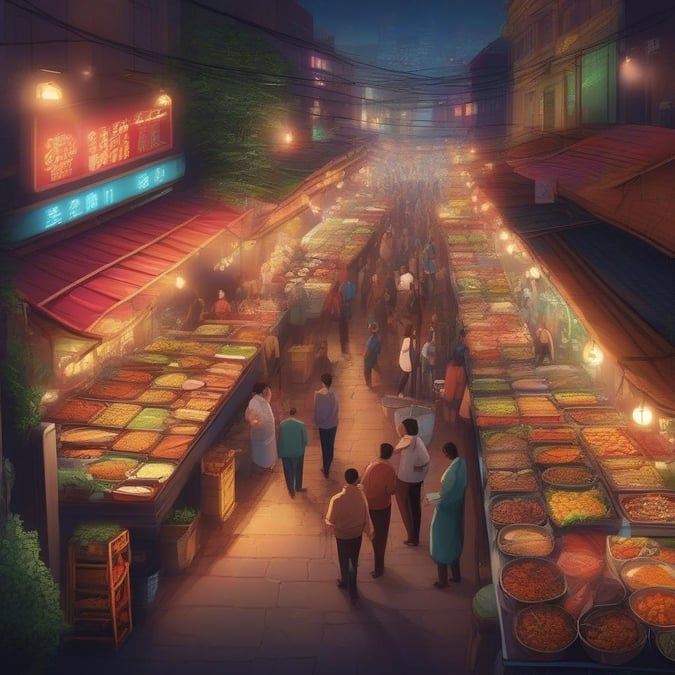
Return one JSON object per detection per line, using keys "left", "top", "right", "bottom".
{"left": 36, "top": 82, "right": 63, "bottom": 102}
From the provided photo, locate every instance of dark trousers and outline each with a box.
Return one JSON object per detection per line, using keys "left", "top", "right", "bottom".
{"left": 395, "top": 478, "right": 423, "bottom": 544}
{"left": 363, "top": 360, "right": 380, "bottom": 386}
{"left": 336, "top": 535, "right": 362, "bottom": 599}
{"left": 338, "top": 319, "right": 350, "bottom": 354}
{"left": 397, "top": 369, "right": 411, "bottom": 395}
{"left": 437, "top": 560, "right": 461, "bottom": 585}
{"left": 369, "top": 506, "right": 391, "bottom": 575}
{"left": 318, "top": 426, "right": 337, "bottom": 474}
{"left": 280, "top": 455, "right": 304, "bottom": 493}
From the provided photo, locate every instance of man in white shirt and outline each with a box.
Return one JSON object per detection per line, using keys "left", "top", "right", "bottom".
{"left": 397, "top": 265, "right": 414, "bottom": 291}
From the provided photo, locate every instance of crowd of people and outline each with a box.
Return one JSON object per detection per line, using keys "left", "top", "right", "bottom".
{"left": 244, "top": 371, "right": 467, "bottom": 605}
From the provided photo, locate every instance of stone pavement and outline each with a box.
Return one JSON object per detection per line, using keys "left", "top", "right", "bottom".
{"left": 49, "top": 310, "right": 498, "bottom": 675}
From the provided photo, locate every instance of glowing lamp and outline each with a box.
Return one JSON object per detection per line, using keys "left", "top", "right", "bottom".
{"left": 506, "top": 243, "right": 516, "bottom": 255}
{"left": 156, "top": 92, "right": 172, "bottom": 107}
{"left": 528, "top": 266, "right": 541, "bottom": 280}
{"left": 36, "top": 82, "right": 62, "bottom": 102}
{"left": 498, "top": 229, "right": 510, "bottom": 241}
{"left": 480, "top": 202, "right": 491, "bottom": 213}
{"left": 632, "top": 405, "right": 653, "bottom": 426}
{"left": 582, "top": 341, "right": 604, "bottom": 367}
{"left": 283, "top": 131, "right": 294, "bottom": 144}
{"left": 471, "top": 194, "right": 478, "bottom": 203}
{"left": 175, "top": 275, "right": 186, "bottom": 290}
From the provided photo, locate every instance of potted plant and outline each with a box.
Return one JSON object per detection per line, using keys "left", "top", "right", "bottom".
{"left": 160, "top": 507, "right": 201, "bottom": 574}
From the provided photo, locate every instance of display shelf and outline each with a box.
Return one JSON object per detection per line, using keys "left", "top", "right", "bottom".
{"left": 66, "top": 528, "right": 132, "bottom": 650}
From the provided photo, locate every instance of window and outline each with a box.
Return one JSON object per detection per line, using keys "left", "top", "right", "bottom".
{"left": 566, "top": 70, "right": 577, "bottom": 127}
{"left": 310, "top": 55, "right": 329, "bottom": 71}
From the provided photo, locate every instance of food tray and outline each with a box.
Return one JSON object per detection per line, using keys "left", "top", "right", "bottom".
{"left": 552, "top": 390, "right": 601, "bottom": 408}
{"left": 46, "top": 399, "right": 106, "bottom": 425}
{"left": 111, "top": 430, "right": 162, "bottom": 454}
{"left": 134, "top": 388, "right": 180, "bottom": 406}
{"left": 90, "top": 403, "right": 142, "bottom": 428}
{"left": 528, "top": 425, "right": 579, "bottom": 444}
{"left": 606, "top": 536, "right": 661, "bottom": 576}
{"left": 497, "top": 524, "right": 554, "bottom": 558}
{"left": 565, "top": 407, "right": 627, "bottom": 427}
{"left": 487, "top": 468, "right": 538, "bottom": 494}
{"left": 105, "top": 367, "right": 156, "bottom": 383}
{"left": 149, "top": 435, "right": 193, "bottom": 461}
{"left": 480, "top": 426, "right": 530, "bottom": 453}
{"left": 59, "top": 426, "right": 120, "bottom": 445}
{"left": 598, "top": 457, "right": 674, "bottom": 492}
{"left": 83, "top": 381, "right": 146, "bottom": 400}
{"left": 511, "top": 378, "right": 549, "bottom": 393}
{"left": 129, "top": 460, "right": 177, "bottom": 482}
{"left": 616, "top": 492, "right": 675, "bottom": 536}
{"left": 544, "top": 484, "right": 619, "bottom": 531}
{"left": 580, "top": 427, "right": 644, "bottom": 459}
{"left": 152, "top": 372, "right": 190, "bottom": 389}
{"left": 192, "top": 323, "right": 233, "bottom": 336}
{"left": 531, "top": 445, "right": 585, "bottom": 466}
{"left": 214, "top": 344, "right": 258, "bottom": 360}
{"left": 145, "top": 338, "right": 225, "bottom": 358}
{"left": 483, "top": 451, "right": 531, "bottom": 471}
{"left": 488, "top": 493, "right": 548, "bottom": 529}
{"left": 127, "top": 407, "right": 171, "bottom": 431}
{"left": 86, "top": 457, "right": 139, "bottom": 482}
{"left": 112, "top": 480, "right": 160, "bottom": 501}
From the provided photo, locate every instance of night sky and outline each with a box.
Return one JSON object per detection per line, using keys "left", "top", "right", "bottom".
{"left": 299, "top": 0, "right": 507, "bottom": 65}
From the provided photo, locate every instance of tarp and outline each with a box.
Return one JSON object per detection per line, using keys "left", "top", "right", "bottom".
{"left": 480, "top": 162, "right": 674, "bottom": 415}
{"left": 11, "top": 192, "right": 243, "bottom": 337}
{"left": 506, "top": 125, "right": 675, "bottom": 255}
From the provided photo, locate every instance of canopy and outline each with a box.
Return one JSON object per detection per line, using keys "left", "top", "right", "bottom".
{"left": 11, "top": 192, "right": 243, "bottom": 337}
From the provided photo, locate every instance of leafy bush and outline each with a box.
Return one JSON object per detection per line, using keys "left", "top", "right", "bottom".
{"left": 0, "top": 514, "right": 66, "bottom": 672}
{"left": 70, "top": 523, "right": 123, "bottom": 548}
{"left": 165, "top": 506, "right": 199, "bottom": 526}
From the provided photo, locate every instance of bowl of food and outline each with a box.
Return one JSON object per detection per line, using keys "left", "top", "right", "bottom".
{"left": 541, "top": 465, "right": 596, "bottom": 489}
{"left": 497, "top": 524, "right": 554, "bottom": 558}
{"left": 578, "top": 606, "right": 647, "bottom": 665}
{"left": 629, "top": 587, "right": 675, "bottom": 630}
{"left": 514, "top": 603, "right": 577, "bottom": 660}
{"left": 655, "top": 629, "right": 675, "bottom": 663}
{"left": 621, "top": 558, "right": 675, "bottom": 592}
{"left": 488, "top": 494, "right": 547, "bottom": 529}
{"left": 500, "top": 557, "right": 567, "bottom": 606}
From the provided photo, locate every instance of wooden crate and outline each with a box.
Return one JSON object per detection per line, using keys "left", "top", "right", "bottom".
{"left": 160, "top": 516, "right": 201, "bottom": 574}
{"left": 201, "top": 448, "right": 236, "bottom": 521}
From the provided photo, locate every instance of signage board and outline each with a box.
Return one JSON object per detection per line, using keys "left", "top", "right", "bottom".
{"left": 3, "top": 155, "right": 185, "bottom": 246}
{"left": 32, "top": 96, "right": 173, "bottom": 192}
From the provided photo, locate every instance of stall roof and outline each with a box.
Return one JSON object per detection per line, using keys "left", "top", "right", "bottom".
{"left": 505, "top": 125, "right": 675, "bottom": 255}
{"left": 480, "top": 162, "right": 675, "bottom": 415}
{"left": 11, "top": 192, "right": 242, "bottom": 336}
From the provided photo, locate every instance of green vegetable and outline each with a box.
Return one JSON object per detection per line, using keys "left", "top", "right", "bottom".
{"left": 70, "top": 523, "right": 123, "bottom": 547}
{"left": 165, "top": 507, "right": 199, "bottom": 525}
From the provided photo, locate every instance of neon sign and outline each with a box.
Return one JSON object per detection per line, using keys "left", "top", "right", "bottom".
{"left": 33, "top": 96, "right": 173, "bottom": 192}
{"left": 3, "top": 156, "right": 185, "bottom": 245}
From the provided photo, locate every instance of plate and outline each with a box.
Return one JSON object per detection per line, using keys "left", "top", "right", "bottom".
{"left": 182, "top": 379, "right": 205, "bottom": 391}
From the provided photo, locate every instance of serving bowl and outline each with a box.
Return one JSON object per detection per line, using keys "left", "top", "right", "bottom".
{"left": 620, "top": 557, "right": 675, "bottom": 592}
{"left": 629, "top": 587, "right": 675, "bottom": 630}
{"left": 514, "top": 603, "right": 577, "bottom": 660}
{"left": 500, "top": 557, "right": 566, "bottom": 605}
{"left": 578, "top": 606, "right": 647, "bottom": 666}
{"left": 497, "top": 524, "right": 554, "bottom": 558}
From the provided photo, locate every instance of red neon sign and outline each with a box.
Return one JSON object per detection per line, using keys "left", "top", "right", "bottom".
{"left": 32, "top": 97, "right": 173, "bottom": 192}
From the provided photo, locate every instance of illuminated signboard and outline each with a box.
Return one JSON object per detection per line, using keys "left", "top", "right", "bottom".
{"left": 2, "top": 155, "right": 185, "bottom": 246}
{"left": 33, "top": 96, "right": 173, "bottom": 192}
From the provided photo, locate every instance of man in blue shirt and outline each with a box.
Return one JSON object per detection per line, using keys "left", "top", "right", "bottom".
{"left": 363, "top": 322, "right": 382, "bottom": 387}
{"left": 277, "top": 407, "right": 308, "bottom": 497}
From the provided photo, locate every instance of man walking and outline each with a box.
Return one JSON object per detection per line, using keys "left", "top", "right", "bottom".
{"left": 325, "top": 468, "right": 373, "bottom": 603}
{"left": 361, "top": 443, "right": 397, "bottom": 578}
{"left": 314, "top": 372, "right": 339, "bottom": 478}
{"left": 363, "top": 322, "right": 382, "bottom": 387}
{"left": 277, "top": 407, "right": 307, "bottom": 498}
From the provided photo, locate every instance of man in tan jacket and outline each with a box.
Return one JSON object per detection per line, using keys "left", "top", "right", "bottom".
{"left": 325, "top": 468, "right": 373, "bottom": 603}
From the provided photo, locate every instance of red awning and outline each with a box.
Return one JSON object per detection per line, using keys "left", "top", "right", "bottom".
{"left": 12, "top": 192, "right": 243, "bottom": 336}
{"left": 506, "top": 125, "right": 675, "bottom": 254}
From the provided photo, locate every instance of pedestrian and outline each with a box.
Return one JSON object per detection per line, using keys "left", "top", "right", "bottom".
{"left": 277, "top": 407, "right": 307, "bottom": 498}
{"left": 363, "top": 322, "right": 382, "bottom": 387}
{"left": 361, "top": 443, "right": 397, "bottom": 578}
{"left": 429, "top": 442, "right": 467, "bottom": 587}
{"left": 394, "top": 417, "right": 430, "bottom": 547}
{"left": 314, "top": 372, "right": 339, "bottom": 478}
{"left": 287, "top": 283, "right": 309, "bottom": 345}
{"left": 325, "top": 467, "right": 373, "bottom": 603}
{"left": 397, "top": 323, "right": 414, "bottom": 398}
{"left": 245, "top": 381, "right": 277, "bottom": 471}
{"left": 420, "top": 331, "right": 436, "bottom": 399}
{"left": 443, "top": 348, "right": 468, "bottom": 426}
{"left": 338, "top": 277, "right": 355, "bottom": 357}
{"left": 534, "top": 321, "right": 555, "bottom": 366}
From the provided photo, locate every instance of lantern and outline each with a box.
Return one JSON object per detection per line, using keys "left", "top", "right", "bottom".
{"left": 582, "top": 341, "right": 604, "bottom": 367}
{"left": 632, "top": 405, "right": 653, "bottom": 426}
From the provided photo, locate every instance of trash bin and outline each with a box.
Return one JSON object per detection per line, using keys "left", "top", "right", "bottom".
{"left": 381, "top": 396, "right": 435, "bottom": 447}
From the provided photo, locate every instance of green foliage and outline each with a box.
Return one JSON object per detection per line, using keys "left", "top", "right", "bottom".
{"left": 168, "top": 5, "right": 301, "bottom": 202}
{"left": 70, "top": 523, "right": 123, "bottom": 548}
{"left": 0, "top": 514, "right": 66, "bottom": 672}
{"left": 165, "top": 506, "right": 199, "bottom": 525}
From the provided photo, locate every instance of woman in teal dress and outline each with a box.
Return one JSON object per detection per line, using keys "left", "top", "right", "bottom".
{"left": 429, "top": 442, "right": 467, "bottom": 587}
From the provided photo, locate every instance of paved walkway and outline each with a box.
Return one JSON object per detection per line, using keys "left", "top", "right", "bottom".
{"left": 50, "top": 308, "right": 498, "bottom": 675}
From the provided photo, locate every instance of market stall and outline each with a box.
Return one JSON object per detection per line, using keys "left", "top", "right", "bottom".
{"left": 437, "top": 178, "right": 675, "bottom": 671}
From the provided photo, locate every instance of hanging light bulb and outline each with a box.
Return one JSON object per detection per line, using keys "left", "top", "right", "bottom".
{"left": 528, "top": 266, "right": 541, "bottom": 279}
{"left": 498, "top": 229, "right": 510, "bottom": 241}
{"left": 632, "top": 404, "right": 653, "bottom": 426}
{"left": 582, "top": 341, "right": 604, "bottom": 366}
{"left": 506, "top": 243, "right": 516, "bottom": 255}
{"left": 175, "top": 275, "right": 186, "bottom": 289}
